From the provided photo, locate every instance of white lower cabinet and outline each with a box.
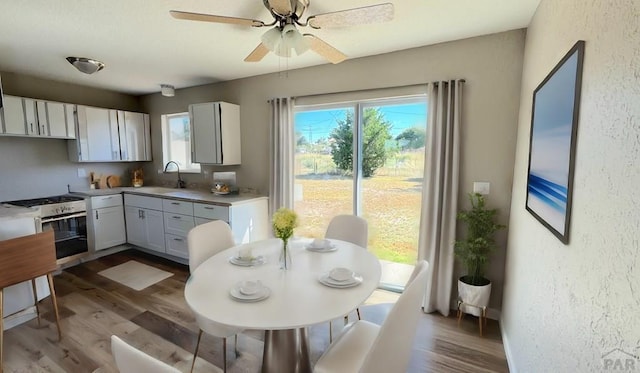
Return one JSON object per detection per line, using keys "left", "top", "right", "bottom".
{"left": 88, "top": 195, "right": 126, "bottom": 251}
{"left": 124, "top": 195, "right": 165, "bottom": 253}
{"left": 124, "top": 193, "right": 268, "bottom": 261}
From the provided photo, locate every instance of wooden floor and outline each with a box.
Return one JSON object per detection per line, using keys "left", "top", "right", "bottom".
{"left": 3, "top": 250, "right": 509, "bottom": 372}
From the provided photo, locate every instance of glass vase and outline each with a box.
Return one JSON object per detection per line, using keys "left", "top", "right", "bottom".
{"left": 279, "top": 239, "right": 292, "bottom": 270}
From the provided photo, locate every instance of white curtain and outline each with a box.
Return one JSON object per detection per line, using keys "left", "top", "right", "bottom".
{"left": 268, "top": 97, "right": 296, "bottom": 215}
{"left": 418, "top": 80, "right": 463, "bottom": 316}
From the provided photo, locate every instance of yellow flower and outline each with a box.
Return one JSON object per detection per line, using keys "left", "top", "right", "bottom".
{"left": 272, "top": 208, "right": 299, "bottom": 241}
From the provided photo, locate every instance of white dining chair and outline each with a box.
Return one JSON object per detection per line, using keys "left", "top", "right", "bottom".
{"left": 187, "top": 220, "right": 241, "bottom": 373}
{"left": 325, "top": 214, "right": 368, "bottom": 340}
{"left": 325, "top": 214, "right": 368, "bottom": 248}
{"left": 111, "top": 335, "right": 181, "bottom": 373}
{"left": 313, "top": 260, "right": 429, "bottom": 373}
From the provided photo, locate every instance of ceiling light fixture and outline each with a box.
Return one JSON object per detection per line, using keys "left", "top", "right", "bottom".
{"left": 261, "top": 24, "right": 310, "bottom": 58}
{"left": 160, "top": 84, "right": 175, "bottom": 97}
{"left": 66, "top": 57, "right": 105, "bottom": 74}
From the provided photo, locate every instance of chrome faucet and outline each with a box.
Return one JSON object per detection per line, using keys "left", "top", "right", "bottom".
{"left": 163, "top": 161, "right": 186, "bottom": 189}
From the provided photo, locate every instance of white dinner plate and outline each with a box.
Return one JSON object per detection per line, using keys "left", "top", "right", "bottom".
{"left": 318, "top": 273, "right": 363, "bottom": 288}
{"left": 305, "top": 244, "right": 337, "bottom": 252}
{"left": 229, "top": 255, "right": 265, "bottom": 267}
{"left": 229, "top": 286, "right": 271, "bottom": 302}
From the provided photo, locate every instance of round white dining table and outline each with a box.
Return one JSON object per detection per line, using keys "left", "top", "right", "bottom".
{"left": 184, "top": 237, "right": 381, "bottom": 373}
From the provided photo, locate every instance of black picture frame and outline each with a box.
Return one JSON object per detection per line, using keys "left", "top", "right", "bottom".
{"left": 525, "top": 40, "right": 585, "bottom": 244}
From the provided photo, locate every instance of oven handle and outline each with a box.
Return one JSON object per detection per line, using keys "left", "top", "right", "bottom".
{"left": 41, "top": 212, "right": 87, "bottom": 224}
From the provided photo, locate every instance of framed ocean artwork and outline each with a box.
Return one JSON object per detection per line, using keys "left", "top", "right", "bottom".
{"left": 526, "top": 40, "right": 585, "bottom": 244}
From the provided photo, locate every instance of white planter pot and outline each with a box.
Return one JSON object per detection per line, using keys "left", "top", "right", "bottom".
{"left": 458, "top": 278, "right": 492, "bottom": 317}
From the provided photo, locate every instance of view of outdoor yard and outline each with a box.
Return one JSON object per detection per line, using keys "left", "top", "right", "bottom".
{"left": 294, "top": 101, "right": 427, "bottom": 265}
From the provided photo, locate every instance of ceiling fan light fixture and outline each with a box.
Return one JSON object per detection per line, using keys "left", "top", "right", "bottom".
{"left": 160, "top": 84, "right": 175, "bottom": 97}
{"left": 66, "top": 57, "right": 105, "bottom": 74}
{"left": 261, "top": 27, "right": 282, "bottom": 52}
{"left": 282, "top": 24, "right": 310, "bottom": 56}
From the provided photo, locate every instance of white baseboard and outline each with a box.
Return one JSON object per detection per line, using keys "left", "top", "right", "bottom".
{"left": 3, "top": 306, "right": 37, "bottom": 330}
{"left": 499, "top": 317, "right": 518, "bottom": 373}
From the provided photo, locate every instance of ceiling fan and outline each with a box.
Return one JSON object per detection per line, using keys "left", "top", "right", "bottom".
{"left": 170, "top": 0, "right": 394, "bottom": 64}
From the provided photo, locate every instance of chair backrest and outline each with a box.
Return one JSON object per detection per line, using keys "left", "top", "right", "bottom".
{"left": 325, "top": 215, "right": 368, "bottom": 248}
{"left": 111, "top": 335, "right": 181, "bottom": 373}
{"left": 0, "top": 230, "right": 57, "bottom": 289}
{"left": 187, "top": 220, "right": 235, "bottom": 273}
{"left": 359, "top": 260, "right": 429, "bottom": 373}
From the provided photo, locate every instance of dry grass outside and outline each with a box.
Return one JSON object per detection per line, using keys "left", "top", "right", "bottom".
{"left": 294, "top": 152, "right": 424, "bottom": 264}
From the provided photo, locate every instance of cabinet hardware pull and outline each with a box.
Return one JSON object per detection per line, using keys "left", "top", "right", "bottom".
{"left": 172, "top": 216, "right": 181, "bottom": 219}
{"left": 171, "top": 202, "right": 180, "bottom": 205}
{"left": 103, "top": 196, "right": 113, "bottom": 200}
{"left": 95, "top": 211, "right": 99, "bottom": 220}
{"left": 30, "top": 123, "right": 34, "bottom": 133}
{"left": 173, "top": 238, "right": 183, "bottom": 242}
{"left": 204, "top": 206, "right": 214, "bottom": 210}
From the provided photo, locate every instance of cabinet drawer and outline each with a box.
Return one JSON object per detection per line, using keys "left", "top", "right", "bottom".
{"left": 193, "top": 203, "right": 229, "bottom": 221}
{"left": 165, "top": 234, "right": 188, "bottom": 259}
{"left": 124, "top": 194, "right": 163, "bottom": 210}
{"left": 164, "top": 213, "right": 195, "bottom": 237}
{"left": 91, "top": 194, "right": 122, "bottom": 209}
{"left": 163, "top": 199, "right": 194, "bottom": 215}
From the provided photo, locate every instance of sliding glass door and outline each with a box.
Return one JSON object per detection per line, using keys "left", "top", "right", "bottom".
{"left": 294, "top": 97, "right": 427, "bottom": 287}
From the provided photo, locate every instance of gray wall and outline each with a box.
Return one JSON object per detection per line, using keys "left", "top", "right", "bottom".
{"left": 140, "top": 30, "right": 526, "bottom": 312}
{"left": 0, "top": 72, "right": 143, "bottom": 201}
{"left": 502, "top": 0, "right": 640, "bottom": 371}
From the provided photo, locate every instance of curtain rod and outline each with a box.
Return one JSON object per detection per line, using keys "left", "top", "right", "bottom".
{"left": 292, "top": 79, "right": 466, "bottom": 101}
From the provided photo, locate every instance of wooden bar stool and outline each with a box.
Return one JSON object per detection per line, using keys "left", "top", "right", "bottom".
{"left": 0, "top": 230, "right": 62, "bottom": 372}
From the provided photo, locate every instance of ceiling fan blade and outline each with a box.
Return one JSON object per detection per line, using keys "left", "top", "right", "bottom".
{"left": 307, "top": 3, "right": 394, "bottom": 29}
{"left": 170, "top": 10, "right": 265, "bottom": 27}
{"left": 305, "top": 34, "right": 347, "bottom": 64}
{"left": 268, "top": 0, "right": 294, "bottom": 15}
{"left": 244, "top": 43, "right": 270, "bottom": 62}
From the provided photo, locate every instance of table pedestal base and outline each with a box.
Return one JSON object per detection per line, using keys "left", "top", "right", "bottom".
{"left": 262, "top": 328, "right": 311, "bottom": 373}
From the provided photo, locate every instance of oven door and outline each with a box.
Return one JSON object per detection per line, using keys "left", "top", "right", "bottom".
{"left": 41, "top": 212, "right": 88, "bottom": 260}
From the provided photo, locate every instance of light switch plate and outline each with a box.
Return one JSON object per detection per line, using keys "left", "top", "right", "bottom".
{"left": 473, "top": 182, "right": 490, "bottom": 195}
{"left": 77, "top": 168, "right": 86, "bottom": 178}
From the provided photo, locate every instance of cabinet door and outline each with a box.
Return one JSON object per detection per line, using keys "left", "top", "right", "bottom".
{"left": 23, "top": 99, "right": 39, "bottom": 136}
{"left": 47, "top": 102, "right": 68, "bottom": 138}
{"left": 35, "top": 100, "right": 49, "bottom": 136}
{"left": 125, "top": 205, "right": 146, "bottom": 247}
{"left": 2, "top": 95, "right": 26, "bottom": 135}
{"left": 143, "top": 209, "right": 166, "bottom": 253}
{"left": 121, "top": 111, "right": 149, "bottom": 161}
{"left": 93, "top": 205, "right": 126, "bottom": 250}
{"left": 190, "top": 102, "right": 221, "bottom": 164}
{"left": 65, "top": 104, "right": 76, "bottom": 139}
{"left": 79, "top": 106, "right": 118, "bottom": 161}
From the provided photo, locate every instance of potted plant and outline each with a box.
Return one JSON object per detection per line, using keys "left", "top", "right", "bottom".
{"left": 454, "top": 193, "right": 505, "bottom": 317}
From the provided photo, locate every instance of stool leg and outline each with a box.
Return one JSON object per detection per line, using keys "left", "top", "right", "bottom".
{"left": 329, "top": 321, "right": 333, "bottom": 343}
{"left": 46, "top": 274, "right": 62, "bottom": 341}
{"left": 356, "top": 307, "right": 361, "bottom": 320}
{"left": 1, "top": 288, "right": 4, "bottom": 373}
{"left": 31, "top": 279, "right": 41, "bottom": 326}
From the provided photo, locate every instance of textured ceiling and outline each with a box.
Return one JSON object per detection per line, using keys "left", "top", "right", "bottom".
{"left": 0, "top": 0, "right": 540, "bottom": 95}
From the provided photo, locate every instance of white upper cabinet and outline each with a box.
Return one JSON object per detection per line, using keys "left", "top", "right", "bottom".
{"left": 189, "top": 101, "right": 241, "bottom": 165}
{"left": 2, "top": 95, "right": 27, "bottom": 135}
{"left": 120, "top": 111, "right": 151, "bottom": 161}
{"left": 1, "top": 95, "right": 76, "bottom": 138}
{"left": 69, "top": 105, "right": 151, "bottom": 162}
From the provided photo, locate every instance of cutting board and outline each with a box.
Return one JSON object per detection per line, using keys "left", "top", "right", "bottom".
{"left": 106, "top": 175, "right": 121, "bottom": 188}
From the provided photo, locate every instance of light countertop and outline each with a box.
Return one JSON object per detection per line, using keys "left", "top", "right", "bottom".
{"left": 70, "top": 186, "right": 267, "bottom": 207}
{"left": 0, "top": 204, "right": 40, "bottom": 220}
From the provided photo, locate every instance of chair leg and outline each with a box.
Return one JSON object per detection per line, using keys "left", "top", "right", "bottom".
{"left": 191, "top": 329, "right": 203, "bottom": 373}
{"left": 328, "top": 321, "right": 333, "bottom": 343}
{"left": 356, "top": 307, "right": 361, "bottom": 320}
{"left": 222, "top": 337, "right": 227, "bottom": 372}
{"left": 31, "top": 279, "right": 41, "bottom": 326}
{"left": 46, "top": 274, "right": 62, "bottom": 341}
{"left": 1, "top": 289, "right": 4, "bottom": 373}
